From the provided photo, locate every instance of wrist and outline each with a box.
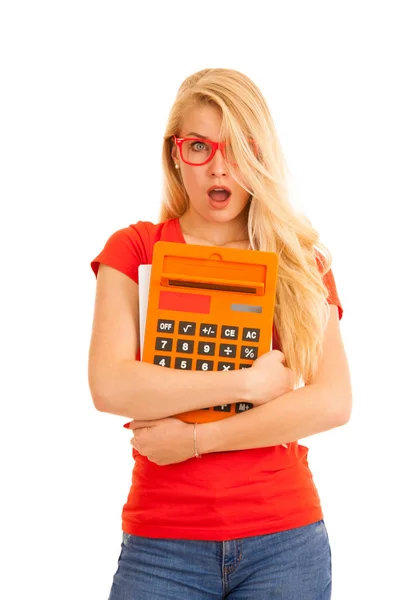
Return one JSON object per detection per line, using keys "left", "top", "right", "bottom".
{"left": 196, "top": 421, "right": 221, "bottom": 455}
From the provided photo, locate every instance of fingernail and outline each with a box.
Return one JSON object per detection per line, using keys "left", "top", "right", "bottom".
{"left": 123, "top": 422, "right": 132, "bottom": 429}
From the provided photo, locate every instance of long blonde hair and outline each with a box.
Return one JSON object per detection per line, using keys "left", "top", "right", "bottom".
{"left": 159, "top": 68, "right": 332, "bottom": 386}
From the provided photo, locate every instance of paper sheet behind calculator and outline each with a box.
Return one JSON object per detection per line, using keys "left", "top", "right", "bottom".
{"left": 138, "top": 264, "right": 152, "bottom": 360}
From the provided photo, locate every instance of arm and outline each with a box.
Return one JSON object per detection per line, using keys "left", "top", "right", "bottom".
{"left": 89, "top": 264, "right": 249, "bottom": 420}
{"left": 197, "top": 305, "right": 352, "bottom": 453}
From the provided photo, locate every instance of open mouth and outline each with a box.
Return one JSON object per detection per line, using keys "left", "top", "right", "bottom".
{"left": 207, "top": 186, "right": 232, "bottom": 203}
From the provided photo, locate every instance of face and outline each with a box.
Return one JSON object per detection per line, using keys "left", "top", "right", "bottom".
{"left": 171, "top": 104, "right": 251, "bottom": 226}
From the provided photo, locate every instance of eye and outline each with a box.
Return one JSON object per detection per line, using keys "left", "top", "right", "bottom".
{"left": 190, "top": 141, "right": 207, "bottom": 152}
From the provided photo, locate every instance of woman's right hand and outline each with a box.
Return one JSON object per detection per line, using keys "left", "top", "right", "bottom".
{"left": 243, "top": 350, "right": 296, "bottom": 406}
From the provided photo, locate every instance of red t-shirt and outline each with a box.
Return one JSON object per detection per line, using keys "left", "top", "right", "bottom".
{"left": 90, "top": 217, "right": 343, "bottom": 541}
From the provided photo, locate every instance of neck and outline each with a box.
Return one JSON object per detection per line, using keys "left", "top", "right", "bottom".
{"left": 179, "top": 206, "right": 249, "bottom": 247}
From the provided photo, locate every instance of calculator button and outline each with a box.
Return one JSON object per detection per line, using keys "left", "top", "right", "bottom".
{"left": 199, "top": 323, "right": 218, "bottom": 338}
{"left": 239, "top": 364, "right": 252, "bottom": 369}
{"left": 175, "top": 357, "right": 193, "bottom": 370}
{"left": 235, "top": 402, "right": 253, "bottom": 413}
{"left": 213, "top": 404, "right": 232, "bottom": 413}
{"left": 178, "top": 321, "right": 196, "bottom": 336}
{"left": 217, "top": 362, "right": 235, "bottom": 371}
{"left": 176, "top": 339, "right": 194, "bottom": 354}
{"left": 198, "top": 341, "right": 216, "bottom": 356}
{"left": 242, "top": 328, "right": 260, "bottom": 342}
{"left": 155, "top": 337, "right": 173, "bottom": 352}
{"left": 154, "top": 355, "right": 171, "bottom": 367}
{"left": 240, "top": 346, "right": 258, "bottom": 360}
{"left": 157, "top": 319, "right": 175, "bottom": 334}
{"left": 196, "top": 360, "right": 214, "bottom": 371}
{"left": 221, "top": 326, "right": 238, "bottom": 340}
{"left": 219, "top": 344, "right": 237, "bottom": 358}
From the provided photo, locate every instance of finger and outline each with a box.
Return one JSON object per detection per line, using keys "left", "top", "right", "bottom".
{"left": 130, "top": 420, "right": 158, "bottom": 431}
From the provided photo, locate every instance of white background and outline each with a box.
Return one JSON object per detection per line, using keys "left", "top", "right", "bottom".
{"left": 1, "top": 1, "right": 399, "bottom": 598}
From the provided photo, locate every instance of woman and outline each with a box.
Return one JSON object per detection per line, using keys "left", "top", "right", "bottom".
{"left": 89, "top": 68, "right": 352, "bottom": 599}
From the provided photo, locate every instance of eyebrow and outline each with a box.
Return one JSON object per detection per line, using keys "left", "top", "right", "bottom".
{"left": 184, "top": 131, "right": 209, "bottom": 139}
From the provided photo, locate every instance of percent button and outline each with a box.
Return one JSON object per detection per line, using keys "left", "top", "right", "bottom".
{"left": 240, "top": 346, "right": 258, "bottom": 360}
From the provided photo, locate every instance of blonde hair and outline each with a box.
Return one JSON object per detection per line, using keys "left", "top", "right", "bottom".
{"left": 159, "top": 68, "right": 332, "bottom": 386}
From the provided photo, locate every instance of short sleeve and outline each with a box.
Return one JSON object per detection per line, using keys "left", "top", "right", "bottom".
{"left": 90, "top": 223, "right": 150, "bottom": 284}
{"left": 315, "top": 251, "right": 343, "bottom": 320}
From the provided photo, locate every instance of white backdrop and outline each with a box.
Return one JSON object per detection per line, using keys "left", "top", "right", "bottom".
{"left": 1, "top": 1, "right": 399, "bottom": 598}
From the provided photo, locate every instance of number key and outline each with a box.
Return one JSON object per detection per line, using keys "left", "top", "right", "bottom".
{"left": 198, "top": 341, "right": 215, "bottom": 356}
{"left": 176, "top": 339, "right": 194, "bottom": 354}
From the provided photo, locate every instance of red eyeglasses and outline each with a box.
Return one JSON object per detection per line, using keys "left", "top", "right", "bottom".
{"left": 173, "top": 135, "right": 257, "bottom": 167}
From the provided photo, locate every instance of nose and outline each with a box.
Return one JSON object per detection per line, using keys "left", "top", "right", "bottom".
{"left": 208, "top": 148, "right": 227, "bottom": 177}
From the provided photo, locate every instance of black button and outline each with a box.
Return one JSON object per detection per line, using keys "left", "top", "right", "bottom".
{"left": 155, "top": 337, "right": 173, "bottom": 352}
{"left": 175, "top": 357, "right": 193, "bottom": 370}
{"left": 199, "top": 323, "right": 217, "bottom": 337}
{"left": 239, "top": 364, "right": 252, "bottom": 369}
{"left": 219, "top": 344, "right": 237, "bottom": 358}
{"left": 240, "top": 346, "right": 258, "bottom": 360}
{"left": 242, "top": 328, "right": 260, "bottom": 342}
{"left": 221, "top": 326, "right": 238, "bottom": 339}
{"left": 213, "top": 404, "right": 232, "bottom": 412}
{"left": 153, "top": 355, "right": 171, "bottom": 367}
{"left": 217, "top": 362, "right": 235, "bottom": 371}
{"left": 235, "top": 402, "right": 253, "bottom": 413}
{"left": 157, "top": 319, "right": 175, "bottom": 334}
{"left": 196, "top": 360, "right": 214, "bottom": 371}
{"left": 178, "top": 321, "right": 196, "bottom": 336}
{"left": 176, "top": 339, "right": 194, "bottom": 354}
{"left": 198, "top": 341, "right": 216, "bottom": 356}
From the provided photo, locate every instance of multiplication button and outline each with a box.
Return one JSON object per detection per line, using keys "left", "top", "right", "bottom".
{"left": 217, "top": 362, "right": 235, "bottom": 371}
{"left": 178, "top": 321, "right": 196, "bottom": 336}
{"left": 157, "top": 319, "right": 175, "bottom": 334}
{"left": 199, "top": 323, "right": 217, "bottom": 338}
{"left": 155, "top": 337, "right": 173, "bottom": 352}
{"left": 221, "top": 325, "right": 238, "bottom": 340}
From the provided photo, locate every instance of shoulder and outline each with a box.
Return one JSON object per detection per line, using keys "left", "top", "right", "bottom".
{"left": 90, "top": 218, "right": 180, "bottom": 282}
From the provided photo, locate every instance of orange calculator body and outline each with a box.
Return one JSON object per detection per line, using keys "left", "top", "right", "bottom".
{"left": 142, "top": 241, "right": 279, "bottom": 424}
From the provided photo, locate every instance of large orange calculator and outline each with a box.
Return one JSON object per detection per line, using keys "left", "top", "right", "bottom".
{"left": 141, "top": 241, "right": 279, "bottom": 424}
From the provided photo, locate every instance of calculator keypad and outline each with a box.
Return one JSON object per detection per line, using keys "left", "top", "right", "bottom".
{"left": 153, "top": 320, "right": 261, "bottom": 413}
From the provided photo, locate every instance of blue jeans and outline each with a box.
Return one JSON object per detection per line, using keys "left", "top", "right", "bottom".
{"left": 107, "top": 519, "right": 332, "bottom": 599}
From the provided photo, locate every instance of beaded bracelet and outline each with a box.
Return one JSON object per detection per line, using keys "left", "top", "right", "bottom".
{"left": 193, "top": 422, "right": 202, "bottom": 458}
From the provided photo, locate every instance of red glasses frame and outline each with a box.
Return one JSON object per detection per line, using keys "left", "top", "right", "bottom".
{"left": 173, "top": 135, "right": 258, "bottom": 167}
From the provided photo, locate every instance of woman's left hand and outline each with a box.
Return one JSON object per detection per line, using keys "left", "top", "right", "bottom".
{"left": 126, "top": 418, "right": 197, "bottom": 466}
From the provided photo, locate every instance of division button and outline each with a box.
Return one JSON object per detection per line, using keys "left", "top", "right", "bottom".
{"left": 219, "top": 344, "right": 237, "bottom": 358}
